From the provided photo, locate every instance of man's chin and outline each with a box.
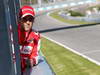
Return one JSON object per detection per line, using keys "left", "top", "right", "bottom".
{"left": 24, "top": 29, "right": 30, "bottom": 32}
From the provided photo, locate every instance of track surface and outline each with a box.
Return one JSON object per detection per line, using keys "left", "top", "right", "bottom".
{"left": 33, "top": 14, "right": 100, "bottom": 65}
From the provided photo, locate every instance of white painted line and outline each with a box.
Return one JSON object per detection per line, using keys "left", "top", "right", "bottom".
{"left": 37, "top": 0, "right": 97, "bottom": 64}
{"left": 42, "top": 35, "right": 100, "bottom": 66}
{"left": 45, "top": 10, "right": 100, "bottom": 66}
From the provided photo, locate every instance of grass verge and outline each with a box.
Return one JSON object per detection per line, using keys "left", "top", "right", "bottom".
{"left": 49, "top": 11, "right": 93, "bottom": 25}
{"left": 41, "top": 37, "right": 100, "bottom": 75}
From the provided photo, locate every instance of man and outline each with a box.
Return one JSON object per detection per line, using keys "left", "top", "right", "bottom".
{"left": 18, "top": 5, "right": 40, "bottom": 73}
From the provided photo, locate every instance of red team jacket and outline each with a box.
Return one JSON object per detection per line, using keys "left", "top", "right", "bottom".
{"left": 18, "top": 24, "right": 40, "bottom": 60}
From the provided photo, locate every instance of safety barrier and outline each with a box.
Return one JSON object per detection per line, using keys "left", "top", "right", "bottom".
{"left": 59, "top": 12, "right": 100, "bottom": 23}
{"left": 34, "top": 0, "right": 96, "bottom": 14}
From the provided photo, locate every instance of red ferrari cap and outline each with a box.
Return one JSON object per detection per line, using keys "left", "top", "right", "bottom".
{"left": 19, "top": 5, "right": 35, "bottom": 18}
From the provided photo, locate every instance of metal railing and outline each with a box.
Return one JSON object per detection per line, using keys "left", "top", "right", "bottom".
{"left": 0, "top": 0, "right": 21, "bottom": 75}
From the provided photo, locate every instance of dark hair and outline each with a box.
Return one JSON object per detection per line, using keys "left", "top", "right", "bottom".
{"left": 21, "top": 15, "right": 35, "bottom": 22}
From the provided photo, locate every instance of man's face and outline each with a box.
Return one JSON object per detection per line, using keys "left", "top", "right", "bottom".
{"left": 21, "top": 15, "right": 34, "bottom": 31}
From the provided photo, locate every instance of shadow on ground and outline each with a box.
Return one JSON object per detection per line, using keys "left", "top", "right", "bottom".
{"left": 39, "top": 23, "right": 100, "bottom": 33}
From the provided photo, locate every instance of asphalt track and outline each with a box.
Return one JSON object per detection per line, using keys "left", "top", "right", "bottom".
{"left": 33, "top": 14, "right": 100, "bottom": 65}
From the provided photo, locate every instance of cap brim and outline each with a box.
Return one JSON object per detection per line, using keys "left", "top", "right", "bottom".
{"left": 21, "top": 13, "right": 34, "bottom": 18}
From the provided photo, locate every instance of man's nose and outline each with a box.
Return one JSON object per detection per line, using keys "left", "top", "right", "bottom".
{"left": 26, "top": 21, "right": 30, "bottom": 24}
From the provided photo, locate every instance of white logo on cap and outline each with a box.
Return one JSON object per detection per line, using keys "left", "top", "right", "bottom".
{"left": 22, "top": 8, "right": 33, "bottom": 12}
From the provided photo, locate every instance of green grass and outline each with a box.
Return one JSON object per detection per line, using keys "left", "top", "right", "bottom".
{"left": 87, "top": 5, "right": 100, "bottom": 11}
{"left": 41, "top": 37, "right": 100, "bottom": 75}
{"left": 49, "top": 11, "right": 93, "bottom": 25}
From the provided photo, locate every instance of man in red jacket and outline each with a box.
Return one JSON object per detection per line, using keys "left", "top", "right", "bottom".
{"left": 18, "top": 5, "right": 40, "bottom": 73}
